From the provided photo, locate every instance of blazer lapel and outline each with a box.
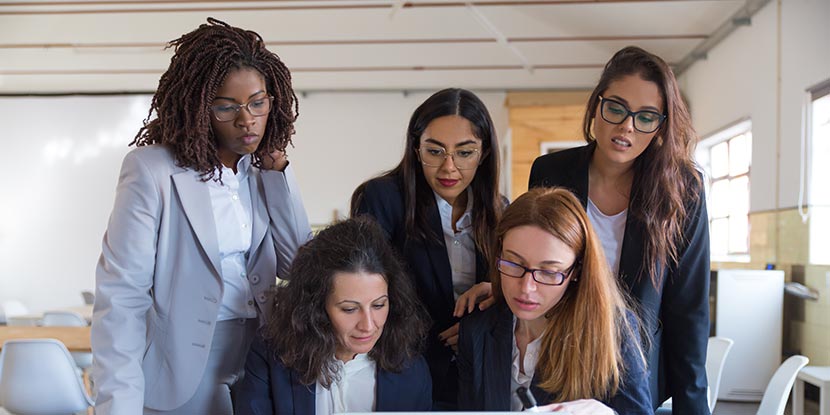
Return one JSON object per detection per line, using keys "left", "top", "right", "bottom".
{"left": 247, "top": 168, "right": 268, "bottom": 266}
{"left": 171, "top": 170, "right": 222, "bottom": 279}
{"left": 483, "top": 304, "right": 513, "bottom": 410}
{"left": 424, "top": 201, "right": 454, "bottom": 305}
{"left": 290, "top": 371, "right": 315, "bottom": 415}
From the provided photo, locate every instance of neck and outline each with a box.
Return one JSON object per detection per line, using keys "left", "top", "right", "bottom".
{"left": 515, "top": 317, "right": 547, "bottom": 342}
{"left": 218, "top": 150, "right": 241, "bottom": 174}
{"left": 335, "top": 350, "right": 357, "bottom": 363}
{"left": 589, "top": 151, "right": 635, "bottom": 184}
{"left": 448, "top": 189, "right": 469, "bottom": 229}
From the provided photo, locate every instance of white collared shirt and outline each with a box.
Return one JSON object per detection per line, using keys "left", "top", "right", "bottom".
{"left": 587, "top": 198, "right": 628, "bottom": 277}
{"left": 434, "top": 189, "right": 476, "bottom": 300}
{"left": 511, "top": 318, "right": 544, "bottom": 412}
{"left": 315, "top": 354, "right": 377, "bottom": 415}
{"left": 207, "top": 155, "right": 257, "bottom": 321}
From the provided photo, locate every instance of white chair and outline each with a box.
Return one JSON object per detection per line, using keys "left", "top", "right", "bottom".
{"left": 41, "top": 311, "right": 93, "bottom": 370}
{"left": 756, "top": 355, "right": 810, "bottom": 415}
{"left": 657, "top": 336, "right": 735, "bottom": 414}
{"left": 0, "top": 339, "right": 93, "bottom": 415}
{"left": 1, "top": 300, "right": 32, "bottom": 326}
{"left": 706, "top": 336, "right": 734, "bottom": 413}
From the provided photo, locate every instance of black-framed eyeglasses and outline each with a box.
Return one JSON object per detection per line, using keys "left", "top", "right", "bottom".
{"left": 211, "top": 95, "right": 274, "bottom": 122}
{"left": 598, "top": 96, "right": 666, "bottom": 134}
{"left": 418, "top": 146, "right": 482, "bottom": 170}
{"left": 496, "top": 258, "right": 573, "bottom": 286}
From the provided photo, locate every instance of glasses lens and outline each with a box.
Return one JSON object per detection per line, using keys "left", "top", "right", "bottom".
{"left": 534, "top": 270, "right": 565, "bottom": 286}
{"left": 633, "top": 111, "right": 662, "bottom": 133}
{"left": 247, "top": 97, "right": 272, "bottom": 116}
{"left": 420, "top": 147, "right": 480, "bottom": 169}
{"left": 452, "top": 148, "right": 480, "bottom": 170}
{"left": 498, "top": 259, "right": 525, "bottom": 278}
{"left": 420, "top": 146, "right": 446, "bottom": 167}
{"left": 601, "top": 99, "right": 628, "bottom": 124}
{"left": 212, "top": 104, "right": 239, "bottom": 122}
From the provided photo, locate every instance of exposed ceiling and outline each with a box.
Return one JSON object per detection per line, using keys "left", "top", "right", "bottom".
{"left": 0, "top": 0, "right": 752, "bottom": 94}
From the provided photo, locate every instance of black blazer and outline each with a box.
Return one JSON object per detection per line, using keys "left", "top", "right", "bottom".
{"left": 457, "top": 302, "right": 652, "bottom": 414}
{"left": 529, "top": 142, "right": 711, "bottom": 414}
{"left": 352, "top": 175, "right": 490, "bottom": 404}
{"left": 233, "top": 335, "right": 433, "bottom": 414}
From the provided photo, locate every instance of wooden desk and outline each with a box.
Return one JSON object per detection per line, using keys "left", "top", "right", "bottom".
{"left": 0, "top": 326, "right": 92, "bottom": 352}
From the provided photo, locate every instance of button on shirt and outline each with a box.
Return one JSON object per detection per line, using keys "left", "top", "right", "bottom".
{"left": 315, "top": 353, "right": 377, "bottom": 414}
{"left": 434, "top": 190, "right": 476, "bottom": 300}
{"left": 207, "top": 155, "right": 257, "bottom": 321}
{"left": 511, "top": 318, "right": 544, "bottom": 412}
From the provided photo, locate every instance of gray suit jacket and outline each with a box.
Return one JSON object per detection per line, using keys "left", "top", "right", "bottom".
{"left": 91, "top": 145, "right": 312, "bottom": 414}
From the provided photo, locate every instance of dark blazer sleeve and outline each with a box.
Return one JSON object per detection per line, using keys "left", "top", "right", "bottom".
{"left": 456, "top": 311, "right": 479, "bottom": 411}
{"left": 234, "top": 335, "right": 275, "bottom": 415}
{"left": 375, "top": 356, "right": 433, "bottom": 411}
{"left": 661, "top": 183, "right": 711, "bottom": 414}
{"left": 606, "top": 313, "right": 653, "bottom": 415}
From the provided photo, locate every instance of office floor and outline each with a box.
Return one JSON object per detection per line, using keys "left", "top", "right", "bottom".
{"left": 714, "top": 399, "right": 821, "bottom": 415}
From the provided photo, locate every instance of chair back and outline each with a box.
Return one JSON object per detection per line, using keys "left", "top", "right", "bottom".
{"left": 1, "top": 300, "right": 29, "bottom": 318}
{"left": 0, "top": 339, "right": 93, "bottom": 414}
{"left": 756, "top": 355, "right": 809, "bottom": 415}
{"left": 42, "top": 311, "right": 88, "bottom": 327}
{"left": 706, "top": 336, "right": 734, "bottom": 412}
{"left": 81, "top": 291, "right": 95, "bottom": 305}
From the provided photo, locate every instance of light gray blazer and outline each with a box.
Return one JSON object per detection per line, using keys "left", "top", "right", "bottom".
{"left": 91, "top": 145, "right": 312, "bottom": 414}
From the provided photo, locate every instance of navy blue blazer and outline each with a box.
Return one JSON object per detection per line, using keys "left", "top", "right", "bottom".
{"left": 529, "top": 142, "right": 711, "bottom": 414}
{"left": 233, "top": 335, "right": 432, "bottom": 414}
{"left": 457, "top": 303, "right": 652, "bottom": 414}
{"left": 352, "top": 175, "right": 490, "bottom": 403}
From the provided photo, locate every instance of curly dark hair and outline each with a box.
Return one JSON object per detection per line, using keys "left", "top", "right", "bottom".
{"left": 131, "top": 17, "right": 298, "bottom": 181}
{"left": 261, "top": 217, "right": 430, "bottom": 388}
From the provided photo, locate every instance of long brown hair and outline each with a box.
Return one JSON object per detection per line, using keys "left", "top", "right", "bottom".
{"left": 492, "top": 187, "right": 643, "bottom": 400}
{"left": 131, "top": 17, "right": 298, "bottom": 182}
{"left": 582, "top": 46, "right": 701, "bottom": 288}
{"left": 261, "top": 218, "right": 429, "bottom": 387}
{"left": 351, "top": 88, "right": 503, "bottom": 267}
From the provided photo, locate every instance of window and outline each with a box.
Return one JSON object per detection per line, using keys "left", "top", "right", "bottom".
{"left": 696, "top": 120, "right": 752, "bottom": 262}
{"left": 809, "top": 81, "right": 830, "bottom": 264}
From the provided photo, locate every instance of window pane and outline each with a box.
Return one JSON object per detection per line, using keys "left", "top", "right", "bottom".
{"left": 711, "top": 141, "right": 729, "bottom": 178}
{"left": 729, "top": 215, "right": 749, "bottom": 253}
{"left": 709, "top": 179, "right": 730, "bottom": 218}
{"left": 812, "top": 94, "right": 830, "bottom": 205}
{"left": 729, "top": 176, "right": 749, "bottom": 217}
{"left": 711, "top": 218, "right": 729, "bottom": 257}
{"left": 729, "top": 134, "right": 750, "bottom": 175}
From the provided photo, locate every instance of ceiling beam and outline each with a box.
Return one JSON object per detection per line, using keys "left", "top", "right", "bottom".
{"left": 0, "top": 0, "right": 733, "bottom": 15}
{"left": 0, "top": 34, "right": 708, "bottom": 49}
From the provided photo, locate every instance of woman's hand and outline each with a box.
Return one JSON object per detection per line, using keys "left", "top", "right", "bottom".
{"left": 453, "top": 282, "right": 494, "bottom": 318}
{"left": 438, "top": 323, "right": 459, "bottom": 352}
{"left": 536, "top": 399, "right": 615, "bottom": 415}
{"left": 260, "top": 149, "right": 288, "bottom": 171}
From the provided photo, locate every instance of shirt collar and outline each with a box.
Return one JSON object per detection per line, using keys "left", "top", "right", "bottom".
{"left": 433, "top": 188, "right": 474, "bottom": 231}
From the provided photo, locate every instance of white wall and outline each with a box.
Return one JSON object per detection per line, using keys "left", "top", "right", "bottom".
{"left": 0, "top": 90, "right": 507, "bottom": 313}
{"left": 680, "top": 0, "right": 830, "bottom": 212}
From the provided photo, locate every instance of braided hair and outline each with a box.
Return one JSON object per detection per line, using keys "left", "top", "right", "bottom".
{"left": 131, "top": 17, "right": 298, "bottom": 181}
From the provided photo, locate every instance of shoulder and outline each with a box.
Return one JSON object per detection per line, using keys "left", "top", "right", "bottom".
{"left": 461, "top": 302, "right": 508, "bottom": 337}
{"left": 122, "top": 144, "right": 179, "bottom": 174}
{"left": 361, "top": 175, "right": 404, "bottom": 197}
{"left": 532, "top": 143, "right": 591, "bottom": 170}
{"left": 529, "top": 143, "right": 593, "bottom": 188}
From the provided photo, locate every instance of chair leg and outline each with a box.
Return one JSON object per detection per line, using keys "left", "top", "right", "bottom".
{"left": 83, "top": 368, "right": 94, "bottom": 415}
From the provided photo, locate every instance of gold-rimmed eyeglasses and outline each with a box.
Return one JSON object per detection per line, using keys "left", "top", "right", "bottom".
{"left": 418, "top": 146, "right": 482, "bottom": 170}
{"left": 211, "top": 95, "right": 274, "bottom": 122}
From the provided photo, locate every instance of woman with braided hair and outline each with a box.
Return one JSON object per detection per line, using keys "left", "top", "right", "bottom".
{"left": 91, "top": 18, "right": 312, "bottom": 414}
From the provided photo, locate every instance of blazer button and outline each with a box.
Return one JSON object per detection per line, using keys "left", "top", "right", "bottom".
{"left": 256, "top": 293, "right": 267, "bottom": 304}
{"left": 250, "top": 274, "right": 260, "bottom": 284}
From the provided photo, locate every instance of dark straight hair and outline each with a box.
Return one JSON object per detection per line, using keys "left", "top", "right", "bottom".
{"left": 351, "top": 88, "right": 503, "bottom": 266}
{"left": 581, "top": 46, "right": 702, "bottom": 289}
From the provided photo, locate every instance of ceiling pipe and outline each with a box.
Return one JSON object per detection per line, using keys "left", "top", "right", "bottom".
{"left": 674, "top": 0, "right": 772, "bottom": 75}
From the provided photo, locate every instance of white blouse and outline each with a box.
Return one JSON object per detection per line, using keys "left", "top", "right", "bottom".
{"left": 434, "top": 189, "right": 476, "bottom": 299}
{"left": 510, "top": 319, "right": 544, "bottom": 412}
{"left": 315, "top": 354, "right": 377, "bottom": 414}
{"left": 587, "top": 198, "right": 628, "bottom": 277}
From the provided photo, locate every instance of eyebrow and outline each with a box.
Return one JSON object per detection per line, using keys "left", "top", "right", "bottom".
{"left": 607, "top": 95, "right": 662, "bottom": 113}
{"left": 503, "top": 249, "right": 564, "bottom": 266}
{"left": 423, "top": 138, "right": 480, "bottom": 148}
{"left": 336, "top": 294, "right": 389, "bottom": 306}
{"left": 214, "top": 90, "right": 267, "bottom": 102}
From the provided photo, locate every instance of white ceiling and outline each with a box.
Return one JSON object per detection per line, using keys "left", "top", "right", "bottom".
{"left": 0, "top": 0, "right": 749, "bottom": 94}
